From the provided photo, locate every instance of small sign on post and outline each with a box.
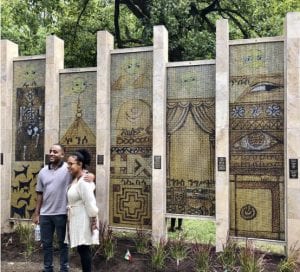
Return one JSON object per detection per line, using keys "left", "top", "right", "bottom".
{"left": 154, "top": 155, "right": 161, "bottom": 169}
{"left": 218, "top": 157, "right": 226, "bottom": 171}
{"left": 289, "top": 159, "right": 298, "bottom": 179}
{"left": 97, "top": 155, "right": 104, "bottom": 165}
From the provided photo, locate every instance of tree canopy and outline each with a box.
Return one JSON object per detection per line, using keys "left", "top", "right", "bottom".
{"left": 1, "top": 0, "right": 299, "bottom": 67}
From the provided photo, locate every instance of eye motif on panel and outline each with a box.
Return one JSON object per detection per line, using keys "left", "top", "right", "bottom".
{"left": 235, "top": 78, "right": 283, "bottom": 102}
{"left": 250, "top": 82, "right": 282, "bottom": 93}
{"left": 233, "top": 131, "right": 280, "bottom": 151}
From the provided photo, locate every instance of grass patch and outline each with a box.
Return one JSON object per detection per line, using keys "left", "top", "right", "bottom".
{"left": 168, "top": 219, "right": 216, "bottom": 244}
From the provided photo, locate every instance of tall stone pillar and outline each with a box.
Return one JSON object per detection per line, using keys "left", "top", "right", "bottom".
{"left": 152, "top": 25, "right": 168, "bottom": 242}
{"left": 96, "top": 31, "right": 114, "bottom": 223}
{"left": 45, "top": 35, "right": 64, "bottom": 152}
{"left": 0, "top": 40, "right": 18, "bottom": 231}
{"left": 285, "top": 12, "right": 300, "bottom": 258}
{"left": 215, "top": 19, "right": 230, "bottom": 252}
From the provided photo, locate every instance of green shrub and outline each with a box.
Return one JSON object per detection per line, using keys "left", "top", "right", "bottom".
{"left": 277, "top": 244, "right": 300, "bottom": 272}
{"left": 239, "top": 240, "right": 265, "bottom": 272}
{"left": 217, "top": 239, "right": 239, "bottom": 271}
{"left": 168, "top": 232, "right": 189, "bottom": 268}
{"left": 15, "top": 223, "right": 36, "bottom": 260}
{"left": 134, "top": 226, "right": 151, "bottom": 254}
{"left": 192, "top": 242, "right": 214, "bottom": 272}
{"left": 93, "top": 221, "right": 116, "bottom": 261}
{"left": 151, "top": 239, "right": 168, "bottom": 271}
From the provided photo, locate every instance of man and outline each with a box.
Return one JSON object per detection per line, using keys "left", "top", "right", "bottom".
{"left": 33, "top": 143, "right": 94, "bottom": 272}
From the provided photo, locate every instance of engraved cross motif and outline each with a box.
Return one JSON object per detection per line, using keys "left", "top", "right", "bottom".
{"left": 124, "top": 194, "right": 141, "bottom": 215}
{"left": 111, "top": 155, "right": 127, "bottom": 174}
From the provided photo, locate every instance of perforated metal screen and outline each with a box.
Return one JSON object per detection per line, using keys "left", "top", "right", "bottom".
{"left": 59, "top": 72, "right": 97, "bottom": 174}
{"left": 229, "top": 42, "right": 285, "bottom": 240}
{"left": 110, "top": 51, "right": 153, "bottom": 228}
{"left": 166, "top": 64, "right": 216, "bottom": 216}
{"left": 11, "top": 59, "right": 45, "bottom": 219}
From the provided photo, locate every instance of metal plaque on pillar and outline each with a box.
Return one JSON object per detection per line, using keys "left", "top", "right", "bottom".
{"left": 289, "top": 159, "right": 298, "bottom": 179}
{"left": 218, "top": 157, "right": 226, "bottom": 171}
{"left": 97, "top": 155, "right": 104, "bottom": 165}
{"left": 154, "top": 156, "right": 161, "bottom": 169}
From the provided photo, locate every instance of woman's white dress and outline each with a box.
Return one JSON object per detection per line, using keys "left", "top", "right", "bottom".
{"left": 66, "top": 177, "right": 99, "bottom": 248}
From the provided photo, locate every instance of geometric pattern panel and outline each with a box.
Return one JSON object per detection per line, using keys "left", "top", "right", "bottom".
{"left": 229, "top": 42, "right": 284, "bottom": 240}
{"left": 230, "top": 176, "right": 284, "bottom": 240}
{"left": 11, "top": 59, "right": 46, "bottom": 218}
{"left": 111, "top": 181, "right": 151, "bottom": 226}
{"left": 110, "top": 51, "right": 153, "bottom": 228}
{"left": 59, "top": 71, "right": 96, "bottom": 174}
{"left": 166, "top": 64, "right": 216, "bottom": 216}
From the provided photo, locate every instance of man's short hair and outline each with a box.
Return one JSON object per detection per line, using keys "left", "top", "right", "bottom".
{"left": 52, "top": 143, "right": 66, "bottom": 154}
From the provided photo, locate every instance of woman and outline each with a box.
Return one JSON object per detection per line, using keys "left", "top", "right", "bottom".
{"left": 65, "top": 149, "right": 99, "bottom": 272}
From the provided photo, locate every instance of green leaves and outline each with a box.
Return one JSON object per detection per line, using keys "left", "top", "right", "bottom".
{"left": 1, "top": 0, "right": 300, "bottom": 67}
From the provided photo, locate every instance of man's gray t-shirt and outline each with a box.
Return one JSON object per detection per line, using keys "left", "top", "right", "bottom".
{"left": 36, "top": 162, "right": 72, "bottom": 215}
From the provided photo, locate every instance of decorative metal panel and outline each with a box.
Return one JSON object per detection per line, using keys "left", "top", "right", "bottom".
{"left": 11, "top": 59, "right": 45, "bottom": 218}
{"left": 59, "top": 72, "right": 97, "bottom": 174}
{"left": 110, "top": 51, "right": 153, "bottom": 228}
{"left": 229, "top": 42, "right": 285, "bottom": 240}
{"left": 166, "top": 64, "right": 215, "bottom": 216}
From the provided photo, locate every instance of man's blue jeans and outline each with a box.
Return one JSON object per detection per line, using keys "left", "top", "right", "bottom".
{"left": 40, "top": 215, "right": 69, "bottom": 272}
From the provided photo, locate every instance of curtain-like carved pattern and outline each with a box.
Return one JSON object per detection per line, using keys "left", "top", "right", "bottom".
{"left": 167, "top": 98, "right": 215, "bottom": 216}
{"left": 167, "top": 100, "right": 215, "bottom": 135}
{"left": 167, "top": 102, "right": 190, "bottom": 134}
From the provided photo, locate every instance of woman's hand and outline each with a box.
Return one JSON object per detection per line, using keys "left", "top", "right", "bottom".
{"left": 90, "top": 217, "right": 98, "bottom": 232}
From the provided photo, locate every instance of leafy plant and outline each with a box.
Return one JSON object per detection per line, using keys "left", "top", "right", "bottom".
{"left": 168, "top": 232, "right": 189, "bottom": 268}
{"left": 217, "top": 238, "right": 239, "bottom": 271}
{"left": 239, "top": 240, "right": 265, "bottom": 272}
{"left": 151, "top": 239, "right": 168, "bottom": 271}
{"left": 15, "top": 223, "right": 36, "bottom": 260}
{"left": 277, "top": 243, "right": 300, "bottom": 272}
{"left": 277, "top": 258, "right": 298, "bottom": 272}
{"left": 134, "top": 225, "right": 151, "bottom": 254}
{"left": 192, "top": 241, "right": 214, "bottom": 272}
{"left": 93, "top": 221, "right": 116, "bottom": 261}
{"left": 102, "top": 226, "right": 115, "bottom": 261}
